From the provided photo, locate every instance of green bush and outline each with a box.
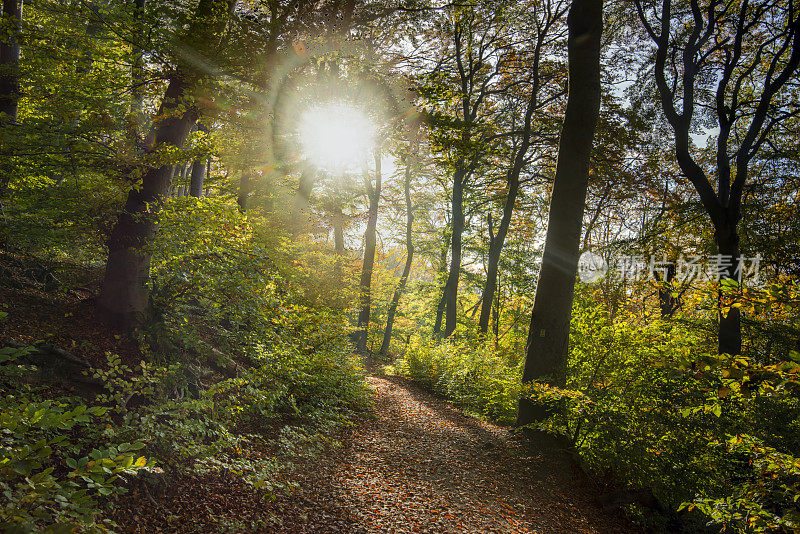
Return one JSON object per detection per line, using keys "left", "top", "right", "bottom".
{"left": 0, "top": 347, "right": 152, "bottom": 533}
{"left": 395, "top": 336, "right": 522, "bottom": 425}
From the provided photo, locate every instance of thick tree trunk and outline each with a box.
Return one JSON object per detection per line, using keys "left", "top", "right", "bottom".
{"left": 189, "top": 159, "right": 206, "bottom": 197}
{"left": 0, "top": 0, "right": 22, "bottom": 196}
{"left": 99, "top": 76, "right": 198, "bottom": 326}
{"left": 189, "top": 123, "right": 208, "bottom": 197}
{"left": 656, "top": 262, "right": 678, "bottom": 318}
{"left": 442, "top": 168, "right": 466, "bottom": 337}
{"left": 356, "top": 152, "right": 381, "bottom": 353}
{"left": 98, "top": 0, "right": 231, "bottom": 328}
{"left": 380, "top": 157, "right": 414, "bottom": 355}
{"left": 517, "top": 0, "right": 603, "bottom": 426}
{"left": 0, "top": 0, "right": 21, "bottom": 124}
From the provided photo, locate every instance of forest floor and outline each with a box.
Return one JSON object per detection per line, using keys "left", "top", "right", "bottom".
{"left": 109, "top": 357, "right": 643, "bottom": 533}
{"left": 247, "top": 360, "right": 640, "bottom": 534}
{"left": 1, "top": 250, "right": 639, "bottom": 533}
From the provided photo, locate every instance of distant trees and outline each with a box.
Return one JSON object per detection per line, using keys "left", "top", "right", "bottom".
{"left": 518, "top": 0, "right": 603, "bottom": 425}
{"left": 477, "top": 0, "right": 569, "bottom": 335}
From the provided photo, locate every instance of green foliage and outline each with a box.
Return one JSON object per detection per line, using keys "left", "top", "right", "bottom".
{"left": 525, "top": 291, "right": 800, "bottom": 533}
{"left": 0, "top": 347, "right": 151, "bottom": 533}
{"left": 394, "top": 336, "right": 522, "bottom": 425}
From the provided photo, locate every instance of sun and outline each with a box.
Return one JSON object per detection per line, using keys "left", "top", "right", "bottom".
{"left": 298, "top": 103, "right": 376, "bottom": 172}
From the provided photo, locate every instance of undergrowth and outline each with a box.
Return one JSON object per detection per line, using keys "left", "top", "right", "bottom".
{"left": 0, "top": 199, "right": 370, "bottom": 532}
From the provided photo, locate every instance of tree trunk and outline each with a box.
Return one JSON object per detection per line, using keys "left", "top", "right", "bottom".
{"left": 99, "top": 76, "right": 199, "bottom": 326}
{"left": 716, "top": 222, "right": 741, "bottom": 355}
{"left": 0, "top": 0, "right": 22, "bottom": 196}
{"left": 291, "top": 166, "right": 316, "bottom": 236}
{"left": 189, "top": 159, "right": 206, "bottom": 197}
{"left": 477, "top": 16, "right": 546, "bottom": 335}
{"left": 238, "top": 172, "right": 251, "bottom": 212}
{"left": 380, "top": 156, "right": 414, "bottom": 355}
{"left": 128, "top": 0, "right": 147, "bottom": 147}
{"left": 356, "top": 151, "right": 381, "bottom": 353}
{"left": 333, "top": 206, "right": 345, "bottom": 254}
{"left": 479, "top": 177, "right": 519, "bottom": 334}
{"left": 332, "top": 202, "right": 345, "bottom": 279}
{"left": 0, "top": 0, "right": 21, "bottom": 124}
{"left": 189, "top": 123, "right": 208, "bottom": 197}
{"left": 656, "top": 262, "right": 678, "bottom": 318}
{"left": 98, "top": 0, "right": 232, "bottom": 328}
{"left": 517, "top": 0, "right": 603, "bottom": 426}
{"left": 442, "top": 168, "right": 466, "bottom": 337}
{"left": 433, "top": 236, "right": 449, "bottom": 334}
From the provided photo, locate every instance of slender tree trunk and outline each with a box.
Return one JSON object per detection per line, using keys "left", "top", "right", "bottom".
{"left": 189, "top": 123, "right": 208, "bottom": 197}
{"left": 98, "top": 0, "right": 232, "bottom": 328}
{"left": 517, "top": 0, "right": 603, "bottom": 426}
{"left": 433, "top": 236, "right": 449, "bottom": 334}
{"left": 238, "top": 172, "right": 251, "bottom": 212}
{"left": 477, "top": 15, "right": 547, "bottom": 335}
{"left": 479, "top": 180, "right": 518, "bottom": 334}
{"left": 128, "top": 0, "right": 147, "bottom": 147}
{"left": 356, "top": 151, "right": 382, "bottom": 353}
{"left": 333, "top": 206, "right": 345, "bottom": 254}
{"left": 291, "top": 166, "right": 316, "bottom": 236}
{"left": 442, "top": 168, "right": 466, "bottom": 337}
{"left": 380, "top": 156, "right": 415, "bottom": 355}
{"left": 492, "top": 273, "right": 501, "bottom": 341}
{"left": 716, "top": 222, "right": 741, "bottom": 355}
{"left": 332, "top": 202, "right": 345, "bottom": 279}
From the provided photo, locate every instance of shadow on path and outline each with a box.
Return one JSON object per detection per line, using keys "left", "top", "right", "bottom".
{"left": 259, "top": 364, "right": 641, "bottom": 534}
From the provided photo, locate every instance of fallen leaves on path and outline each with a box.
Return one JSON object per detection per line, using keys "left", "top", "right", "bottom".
{"left": 112, "top": 366, "right": 640, "bottom": 533}
{"left": 256, "top": 370, "right": 639, "bottom": 534}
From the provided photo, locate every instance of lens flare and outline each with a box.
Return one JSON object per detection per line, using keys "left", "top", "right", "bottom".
{"left": 299, "top": 104, "right": 376, "bottom": 172}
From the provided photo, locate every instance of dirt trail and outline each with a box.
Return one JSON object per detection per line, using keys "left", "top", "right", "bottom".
{"left": 263, "top": 369, "right": 640, "bottom": 534}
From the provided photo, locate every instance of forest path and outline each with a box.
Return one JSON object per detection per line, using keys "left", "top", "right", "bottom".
{"left": 262, "top": 362, "right": 639, "bottom": 534}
